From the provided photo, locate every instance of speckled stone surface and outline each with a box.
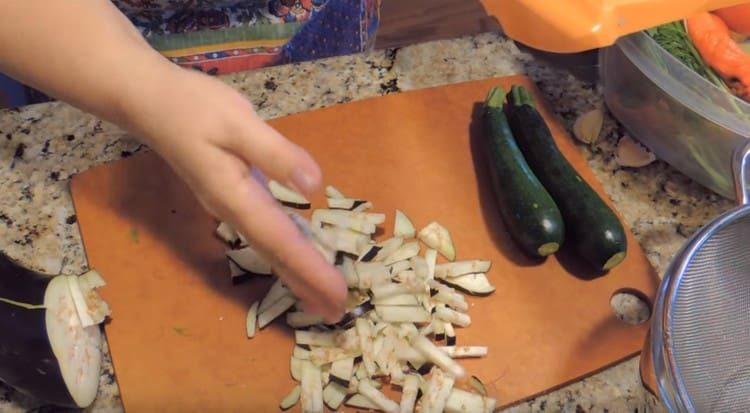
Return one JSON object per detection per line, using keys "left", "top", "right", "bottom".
{"left": 0, "top": 32, "right": 733, "bottom": 412}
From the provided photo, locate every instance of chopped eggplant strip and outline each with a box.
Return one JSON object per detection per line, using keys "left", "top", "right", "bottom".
{"left": 432, "top": 290, "right": 468, "bottom": 312}
{"left": 400, "top": 374, "right": 420, "bottom": 413}
{"left": 388, "top": 259, "right": 412, "bottom": 276}
{"left": 345, "top": 393, "right": 380, "bottom": 409}
{"left": 357, "top": 245, "right": 382, "bottom": 262}
{"left": 228, "top": 259, "right": 247, "bottom": 280}
{"left": 295, "top": 330, "right": 337, "bottom": 347}
{"left": 425, "top": 249, "right": 438, "bottom": 280}
{"left": 294, "top": 346, "right": 311, "bottom": 360}
{"left": 374, "top": 237, "right": 405, "bottom": 262}
{"left": 311, "top": 347, "right": 360, "bottom": 366}
{"left": 259, "top": 278, "right": 290, "bottom": 313}
{"left": 355, "top": 262, "right": 390, "bottom": 290}
{"left": 338, "top": 256, "right": 359, "bottom": 288}
{"left": 327, "top": 197, "right": 368, "bottom": 210}
{"left": 445, "top": 388, "right": 496, "bottom": 413}
{"left": 312, "top": 209, "right": 378, "bottom": 234}
{"left": 371, "top": 282, "right": 425, "bottom": 299}
{"left": 435, "top": 260, "right": 491, "bottom": 279}
{"left": 325, "top": 185, "right": 346, "bottom": 199}
{"left": 444, "top": 323, "right": 456, "bottom": 346}
{"left": 441, "top": 273, "right": 496, "bottom": 296}
{"left": 257, "top": 295, "right": 296, "bottom": 329}
{"left": 394, "top": 209, "right": 416, "bottom": 239}
{"left": 421, "top": 367, "right": 455, "bottom": 413}
{"left": 435, "top": 306, "right": 471, "bottom": 328}
{"left": 469, "top": 376, "right": 488, "bottom": 396}
{"left": 291, "top": 356, "right": 303, "bottom": 381}
{"left": 246, "top": 302, "right": 259, "bottom": 338}
{"left": 322, "top": 381, "right": 348, "bottom": 410}
{"left": 355, "top": 318, "right": 378, "bottom": 376}
{"left": 312, "top": 240, "right": 336, "bottom": 265}
{"left": 434, "top": 321, "right": 446, "bottom": 342}
{"left": 440, "top": 346, "right": 488, "bottom": 358}
{"left": 411, "top": 335, "right": 465, "bottom": 378}
{"left": 330, "top": 357, "right": 355, "bottom": 385}
{"left": 352, "top": 201, "right": 374, "bottom": 212}
{"left": 376, "top": 306, "right": 432, "bottom": 323}
{"left": 280, "top": 385, "right": 302, "bottom": 410}
{"left": 418, "top": 222, "right": 456, "bottom": 261}
{"left": 215, "top": 221, "right": 240, "bottom": 245}
{"left": 269, "top": 180, "right": 311, "bottom": 209}
{"left": 384, "top": 241, "right": 421, "bottom": 266}
{"left": 300, "top": 360, "right": 324, "bottom": 413}
{"left": 286, "top": 312, "right": 325, "bottom": 328}
{"left": 372, "top": 294, "right": 423, "bottom": 306}
{"left": 226, "top": 247, "right": 272, "bottom": 275}
{"left": 358, "top": 380, "right": 400, "bottom": 413}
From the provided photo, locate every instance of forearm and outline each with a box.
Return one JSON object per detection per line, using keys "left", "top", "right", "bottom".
{"left": 0, "top": 0, "right": 176, "bottom": 129}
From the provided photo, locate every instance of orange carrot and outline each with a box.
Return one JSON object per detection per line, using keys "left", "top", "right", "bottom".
{"left": 687, "top": 12, "right": 750, "bottom": 101}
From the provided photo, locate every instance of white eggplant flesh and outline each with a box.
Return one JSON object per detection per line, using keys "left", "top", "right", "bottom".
{"left": 280, "top": 385, "right": 301, "bottom": 410}
{"left": 325, "top": 185, "right": 346, "bottom": 199}
{"left": 294, "top": 346, "right": 311, "bottom": 360}
{"left": 440, "top": 346, "right": 488, "bottom": 358}
{"left": 441, "top": 273, "right": 496, "bottom": 296}
{"left": 226, "top": 247, "right": 272, "bottom": 275}
{"left": 312, "top": 209, "right": 378, "bottom": 234}
{"left": 432, "top": 290, "right": 468, "bottom": 312}
{"left": 399, "top": 374, "right": 420, "bottom": 413}
{"left": 246, "top": 301, "right": 259, "bottom": 338}
{"left": 418, "top": 222, "right": 456, "bottom": 261}
{"left": 445, "top": 388, "right": 496, "bottom": 413}
{"left": 374, "top": 237, "right": 405, "bottom": 262}
{"left": 313, "top": 226, "right": 369, "bottom": 256}
{"left": 44, "top": 275, "right": 103, "bottom": 407}
{"left": 411, "top": 335, "right": 465, "bottom": 378}
{"left": 259, "top": 278, "right": 290, "bottom": 313}
{"left": 295, "top": 330, "right": 337, "bottom": 347}
{"left": 435, "top": 306, "right": 471, "bottom": 327}
{"left": 327, "top": 197, "right": 369, "bottom": 211}
{"left": 421, "top": 367, "right": 455, "bottom": 413}
{"left": 444, "top": 323, "right": 456, "bottom": 346}
{"left": 358, "top": 380, "right": 400, "bottom": 413}
{"left": 355, "top": 262, "right": 390, "bottom": 290}
{"left": 257, "top": 295, "right": 296, "bottom": 329}
{"left": 338, "top": 256, "right": 359, "bottom": 288}
{"left": 215, "top": 221, "right": 240, "bottom": 245}
{"left": 356, "top": 318, "right": 378, "bottom": 376}
{"left": 371, "top": 282, "right": 424, "bottom": 299}
{"left": 394, "top": 210, "right": 416, "bottom": 238}
{"left": 376, "top": 306, "right": 431, "bottom": 323}
{"left": 384, "top": 241, "right": 420, "bottom": 266}
{"left": 388, "top": 260, "right": 412, "bottom": 276}
{"left": 372, "top": 294, "right": 423, "bottom": 306}
{"left": 300, "top": 360, "right": 324, "bottom": 413}
{"left": 425, "top": 249, "right": 438, "bottom": 280}
{"left": 435, "top": 260, "right": 491, "bottom": 279}
{"left": 286, "top": 312, "right": 324, "bottom": 328}
{"left": 322, "top": 382, "right": 348, "bottom": 410}
{"left": 269, "top": 180, "right": 310, "bottom": 208}
{"left": 291, "top": 356, "right": 303, "bottom": 381}
{"left": 330, "top": 357, "right": 355, "bottom": 385}
{"left": 345, "top": 393, "right": 380, "bottom": 409}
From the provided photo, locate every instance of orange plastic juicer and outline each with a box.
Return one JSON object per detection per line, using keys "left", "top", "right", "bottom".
{"left": 480, "top": 0, "right": 749, "bottom": 52}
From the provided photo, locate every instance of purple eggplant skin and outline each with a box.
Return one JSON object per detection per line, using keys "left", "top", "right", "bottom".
{"left": 0, "top": 253, "right": 78, "bottom": 408}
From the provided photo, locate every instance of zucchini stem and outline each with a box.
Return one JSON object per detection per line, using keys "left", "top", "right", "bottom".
{"left": 484, "top": 86, "right": 507, "bottom": 109}
{"left": 509, "top": 85, "right": 536, "bottom": 108}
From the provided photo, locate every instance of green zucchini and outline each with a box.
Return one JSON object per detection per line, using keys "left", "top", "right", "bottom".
{"left": 482, "top": 87, "right": 564, "bottom": 258}
{"left": 504, "top": 85, "right": 627, "bottom": 271}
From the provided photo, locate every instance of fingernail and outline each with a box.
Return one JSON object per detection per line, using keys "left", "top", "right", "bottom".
{"left": 290, "top": 167, "right": 318, "bottom": 194}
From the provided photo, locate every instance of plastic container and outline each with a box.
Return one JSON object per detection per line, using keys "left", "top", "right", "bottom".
{"left": 600, "top": 31, "right": 750, "bottom": 199}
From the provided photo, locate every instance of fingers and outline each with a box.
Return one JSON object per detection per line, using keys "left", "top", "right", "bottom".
{"left": 205, "top": 154, "right": 346, "bottom": 322}
{"left": 221, "top": 113, "right": 322, "bottom": 195}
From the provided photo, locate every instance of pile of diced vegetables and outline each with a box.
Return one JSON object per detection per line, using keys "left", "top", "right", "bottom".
{"left": 215, "top": 181, "right": 497, "bottom": 413}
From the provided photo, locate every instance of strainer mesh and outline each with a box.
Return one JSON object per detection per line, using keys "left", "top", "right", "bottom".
{"left": 670, "top": 212, "right": 750, "bottom": 412}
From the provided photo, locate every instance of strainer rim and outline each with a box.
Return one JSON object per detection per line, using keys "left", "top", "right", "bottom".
{"left": 652, "top": 204, "right": 750, "bottom": 412}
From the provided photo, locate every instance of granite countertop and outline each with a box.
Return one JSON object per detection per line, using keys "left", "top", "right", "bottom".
{"left": 0, "top": 32, "right": 734, "bottom": 412}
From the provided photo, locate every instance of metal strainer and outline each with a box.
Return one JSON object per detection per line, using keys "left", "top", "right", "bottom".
{"left": 652, "top": 142, "right": 750, "bottom": 412}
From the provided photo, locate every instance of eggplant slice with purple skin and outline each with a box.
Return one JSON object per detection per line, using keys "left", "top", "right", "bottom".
{"left": 0, "top": 253, "right": 104, "bottom": 408}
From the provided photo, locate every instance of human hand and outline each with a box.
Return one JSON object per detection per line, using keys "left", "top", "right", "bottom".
{"left": 129, "top": 66, "right": 347, "bottom": 322}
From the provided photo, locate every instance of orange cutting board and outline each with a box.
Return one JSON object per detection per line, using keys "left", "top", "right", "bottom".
{"left": 70, "top": 76, "right": 659, "bottom": 412}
